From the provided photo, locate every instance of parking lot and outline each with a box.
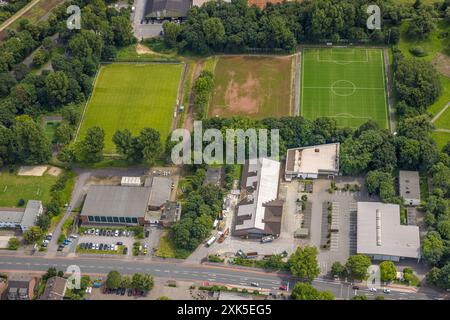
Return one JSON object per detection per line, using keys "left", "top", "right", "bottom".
{"left": 71, "top": 228, "right": 135, "bottom": 256}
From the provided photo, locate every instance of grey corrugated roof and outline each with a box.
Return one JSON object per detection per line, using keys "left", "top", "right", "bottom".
{"left": 357, "top": 202, "right": 420, "bottom": 259}
{"left": 399, "top": 171, "right": 420, "bottom": 201}
{"left": 0, "top": 208, "right": 24, "bottom": 224}
{"left": 148, "top": 177, "right": 172, "bottom": 208}
{"left": 21, "top": 200, "right": 42, "bottom": 229}
{"left": 144, "top": 0, "right": 191, "bottom": 18}
{"left": 81, "top": 186, "right": 151, "bottom": 217}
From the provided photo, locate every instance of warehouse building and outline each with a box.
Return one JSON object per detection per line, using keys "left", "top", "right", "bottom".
{"left": 234, "top": 158, "right": 284, "bottom": 237}
{"left": 80, "top": 175, "right": 174, "bottom": 226}
{"left": 0, "top": 200, "right": 43, "bottom": 232}
{"left": 356, "top": 202, "right": 420, "bottom": 262}
{"left": 284, "top": 143, "right": 340, "bottom": 181}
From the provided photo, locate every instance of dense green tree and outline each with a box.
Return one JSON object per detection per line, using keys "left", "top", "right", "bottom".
{"left": 331, "top": 261, "right": 346, "bottom": 278}
{"left": 76, "top": 126, "right": 104, "bottom": 163}
{"left": 288, "top": 246, "right": 320, "bottom": 282}
{"left": 131, "top": 273, "right": 154, "bottom": 292}
{"left": 379, "top": 261, "right": 397, "bottom": 282}
{"left": 55, "top": 122, "right": 74, "bottom": 145}
{"left": 106, "top": 271, "right": 122, "bottom": 289}
{"left": 346, "top": 255, "right": 371, "bottom": 281}
{"left": 291, "top": 282, "right": 334, "bottom": 300}
{"left": 23, "top": 226, "right": 43, "bottom": 244}
{"left": 12, "top": 115, "right": 51, "bottom": 164}
{"left": 422, "top": 231, "right": 445, "bottom": 265}
{"left": 0, "top": 73, "right": 17, "bottom": 98}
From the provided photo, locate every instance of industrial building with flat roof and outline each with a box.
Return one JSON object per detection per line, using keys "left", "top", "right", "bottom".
{"left": 356, "top": 202, "right": 421, "bottom": 262}
{"left": 399, "top": 171, "right": 421, "bottom": 206}
{"left": 234, "top": 158, "right": 284, "bottom": 237}
{"left": 80, "top": 176, "right": 175, "bottom": 226}
{"left": 0, "top": 200, "right": 43, "bottom": 232}
{"left": 285, "top": 143, "right": 340, "bottom": 181}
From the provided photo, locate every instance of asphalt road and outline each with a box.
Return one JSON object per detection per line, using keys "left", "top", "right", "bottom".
{"left": 0, "top": 255, "right": 445, "bottom": 300}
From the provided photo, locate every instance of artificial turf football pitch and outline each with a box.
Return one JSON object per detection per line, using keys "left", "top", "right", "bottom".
{"left": 78, "top": 63, "right": 183, "bottom": 154}
{"left": 301, "top": 47, "right": 389, "bottom": 129}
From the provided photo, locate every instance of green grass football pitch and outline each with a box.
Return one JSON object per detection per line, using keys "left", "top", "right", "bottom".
{"left": 300, "top": 48, "right": 389, "bottom": 129}
{"left": 78, "top": 63, "right": 183, "bottom": 154}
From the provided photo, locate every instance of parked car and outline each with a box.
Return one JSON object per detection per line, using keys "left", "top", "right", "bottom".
{"left": 88, "top": 243, "right": 93, "bottom": 249}
{"left": 95, "top": 229, "right": 100, "bottom": 236}
{"left": 57, "top": 245, "right": 64, "bottom": 251}
{"left": 352, "top": 285, "right": 360, "bottom": 290}
{"left": 42, "top": 242, "right": 48, "bottom": 248}
{"left": 383, "top": 289, "right": 391, "bottom": 294}
{"left": 123, "top": 247, "right": 128, "bottom": 255}
{"left": 116, "top": 241, "right": 123, "bottom": 246}
{"left": 126, "top": 231, "right": 131, "bottom": 237}
{"left": 279, "top": 285, "right": 287, "bottom": 291}
{"left": 369, "top": 287, "right": 377, "bottom": 292}
{"left": 99, "top": 244, "right": 104, "bottom": 250}
{"left": 261, "top": 235, "right": 275, "bottom": 243}
{"left": 80, "top": 243, "right": 85, "bottom": 250}
{"left": 250, "top": 282, "right": 259, "bottom": 287}
{"left": 127, "top": 288, "right": 133, "bottom": 296}
{"left": 94, "top": 243, "right": 99, "bottom": 250}
{"left": 106, "top": 230, "right": 111, "bottom": 236}
{"left": 145, "top": 230, "right": 150, "bottom": 238}
{"left": 120, "top": 288, "right": 126, "bottom": 295}
{"left": 114, "top": 230, "right": 119, "bottom": 237}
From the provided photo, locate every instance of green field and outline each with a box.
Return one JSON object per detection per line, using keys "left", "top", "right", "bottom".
{"left": 435, "top": 107, "right": 450, "bottom": 130}
{"left": 0, "top": 173, "right": 58, "bottom": 207}
{"left": 209, "top": 55, "right": 293, "bottom": 119}
{"left": 301, "top": 47, "right": 389, "bottom": 129}
{"left": 78, "top": 63, "right": 183, "bottom": 154}
{"left": 432, "top": 131, "right": 450, "bottom": 151}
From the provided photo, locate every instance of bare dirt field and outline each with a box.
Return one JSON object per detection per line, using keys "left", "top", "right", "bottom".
{"left": 17, "top": 166, "right": 48, "bottom": 177}
{"left": 432, "top": 53, "right": 450, "bottom": 77}
{"left": 209, "top": 55, "right": 293, "bottom": 119}
{"left": 46, "top": 166, "right": 62, "bottom": 177}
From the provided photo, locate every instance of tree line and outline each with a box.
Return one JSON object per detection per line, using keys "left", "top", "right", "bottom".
{"left": 161, "top": 0, "right": 449, "bottom": 54}
{"left": 0, "top": 0, "right": 136, "bottom": 167}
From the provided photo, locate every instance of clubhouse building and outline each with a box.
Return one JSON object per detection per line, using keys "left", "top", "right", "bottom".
{"left": 284, "top": 143, "right": 340, "bottom": 181}
{"left": 0, "top": 200, "right": 43, "bottom": 232}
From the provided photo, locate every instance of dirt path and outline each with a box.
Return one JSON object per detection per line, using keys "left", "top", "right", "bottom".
{"left": 431, "top": 102, "right": 450, "bottom": 123}
{"left": 183, "top": 61, "right": 204, "bottom": 132}
{"left": 0, "top": 0, "right": 41, "bottom": 33}
{"left": 171, "top": 63, "right": 189, "bottom": 132}
{"left": 293, "top": 52, "right": 301, "bottom": 116}
{"left": 383, "top": 48, "right": 395, "bottom": 133}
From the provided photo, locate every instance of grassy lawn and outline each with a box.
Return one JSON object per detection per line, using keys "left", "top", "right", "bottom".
{"left": 432, "top": 131, "right": 450, "bottom": 151}
{"left": 77, "top": 63, "right": 183, "bottom": 154}
{"left": 0, "top": 172, "right": 58, "bottom": 207}
{"left": 76, "top": 244, "right": 126, "bottom": 255}
{"left": 156, "top": 233, "right": 190, "bottom": 259}
{"left": 115, "top": 44, "right": 178, "bottom": 62}
{"left": 209, "top": 55, "right": 293, "bottom": 119}
{"left": 398, "top": 20, "right": 450, "bottom": 62}
{"left": 428, "top": 75, "right": 450, "bottom": 116}
{"left": 44, "top": 121, "right": 60, "bottom": 144}
{"left": 434, "top": 106, "right": 450, "bottom": 129}
{"left": 301, "top": 48, "right": 388, "bottom": 129}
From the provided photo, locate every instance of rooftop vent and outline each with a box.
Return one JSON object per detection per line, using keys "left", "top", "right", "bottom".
{"left": 314, "top": 148, "right": 320, "bottom": 153}
{"left": 376, "top": 209, "right": 382, "bottom": 246}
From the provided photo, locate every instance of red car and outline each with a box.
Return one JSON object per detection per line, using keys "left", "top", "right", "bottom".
{"left": 279, "top": 284, "right": 288, "bottom": 291}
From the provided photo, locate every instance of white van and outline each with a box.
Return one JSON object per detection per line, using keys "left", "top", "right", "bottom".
{"left": 206, "top": 236, "right": 217, "bottom": 247}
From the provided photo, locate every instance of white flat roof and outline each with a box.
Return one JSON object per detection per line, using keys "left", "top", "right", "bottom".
{"left": 286, "top": 143, "right": 339, "bottom": 175}
{"left": 236, "top": 158, "right": 280, "bottom": 231}
{"left": 357, "top": 202, "right": 420, "bottom": 259}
